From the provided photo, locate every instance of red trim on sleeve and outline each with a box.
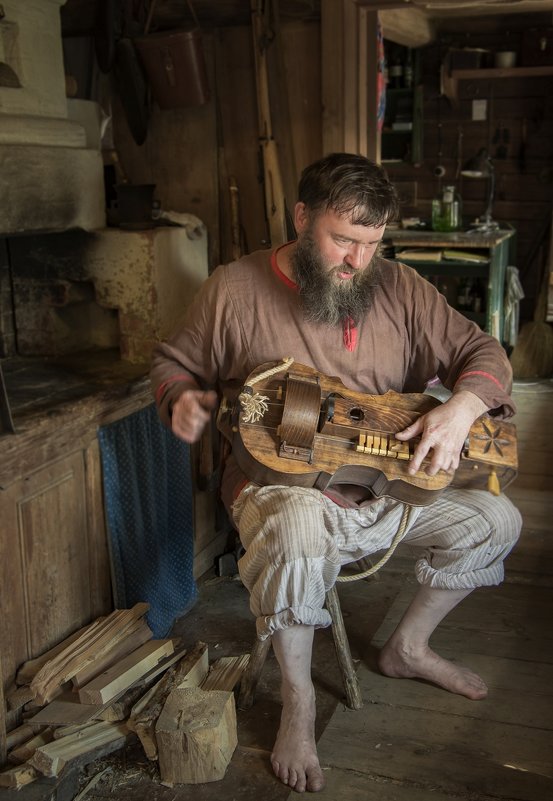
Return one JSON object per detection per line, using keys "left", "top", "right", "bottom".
{"left": 155, "top": 374, "right": 197, "bottom": 405}
{"left": 454, "top": 370, "right": 504, "bottom": 391}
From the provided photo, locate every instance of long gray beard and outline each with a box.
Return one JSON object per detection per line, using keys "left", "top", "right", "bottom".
{"left": 292, "top": 235, "right": 381, "bottom": 327}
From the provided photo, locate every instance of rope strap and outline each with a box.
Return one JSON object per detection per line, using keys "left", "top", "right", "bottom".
{"left": 238, "top": 356, "right": 294, "bottom": 423}
{"left": 336, "top": 503, "right": 414, "bottom": 582}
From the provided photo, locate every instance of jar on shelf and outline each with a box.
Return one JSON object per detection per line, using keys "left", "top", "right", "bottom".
{"left": 431, "top": 186, "right": 462, "bottom": 232}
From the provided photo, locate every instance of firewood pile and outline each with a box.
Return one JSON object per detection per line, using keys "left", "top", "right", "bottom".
{"left": 0, "top": 603, "right": 249, "bottom": 789}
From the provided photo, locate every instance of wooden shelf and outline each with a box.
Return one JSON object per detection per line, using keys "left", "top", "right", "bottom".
{"left": 452, "top": 65, "right": 553, "bottom": 79}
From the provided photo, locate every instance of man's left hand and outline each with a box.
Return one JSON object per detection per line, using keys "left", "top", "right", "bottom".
{"left": 394, "top": 390, "right": 488, "bottom": 476}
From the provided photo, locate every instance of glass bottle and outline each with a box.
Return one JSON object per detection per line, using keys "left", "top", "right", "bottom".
{"left": 431, "top": 186, "right": 462, "bottom": 232}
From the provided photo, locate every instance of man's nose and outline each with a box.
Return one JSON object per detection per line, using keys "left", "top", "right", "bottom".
{"left": 344, "top": 244, "right": 365, "bottom": 270}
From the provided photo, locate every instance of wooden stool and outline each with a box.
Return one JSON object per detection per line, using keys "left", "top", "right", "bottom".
{"left": 238, "top": 584, "right": 363, "bottom": 711}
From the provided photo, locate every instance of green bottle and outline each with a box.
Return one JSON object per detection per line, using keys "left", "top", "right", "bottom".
{"left": 432, "top": 186, "right": 462, "bottom": 232}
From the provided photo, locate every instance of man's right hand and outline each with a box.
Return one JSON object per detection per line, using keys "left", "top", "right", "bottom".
{"left": 170, "top": 389, "right": 219, "bottom": 443}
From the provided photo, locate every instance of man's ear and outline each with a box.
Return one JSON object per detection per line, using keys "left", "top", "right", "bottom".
{"left": 294, "top": 202, "right": 309, "bottom": 233}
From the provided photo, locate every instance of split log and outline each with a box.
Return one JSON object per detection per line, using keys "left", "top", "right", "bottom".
{"left": 30, "top": 603, "right": 150, "bottom": 705}
{"left": 156, "top": 687, "right": 237, "bottom": 785}
{"left": 201, "top": 654, "right": 249, "bottom": 691}
{"left": 8, "top": 728, "right": 54, "bottom": 764}
{"left": 16, "top": 623, "right": 97, "bottom": 685}
{"left": 97, "top": 683, "right": 151, "bottom": 722}
{"left": 0, "top": 764, "right": 39, "bottom": 789}
{"left": 53, "top": 721, "right": 99, "bottom": 739}
{"left": 97, "top": 645, "right": 188, "bottom": 721}
{"left": 29, "top": 721, "right": 129, "bottom": 778}
{"left": 6, "top": 685, "right": 35, "bottom": 712}
{"left": 77, "top": 639, "right": 175, "bottom": 705}
{"left": 71, "top": 619, "right": 153, "bottom": 688}
{"left": 26, "top": 698, "right": 105, "bottom": 728}
{"left": 6, "top": 723, "right": 36, "bottom": 751}
{"left": 128, "top": 641, "right": 208, "bottom": 760}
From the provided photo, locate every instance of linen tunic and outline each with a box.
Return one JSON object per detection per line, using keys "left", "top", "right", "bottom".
{"left": 150, "top": 246, "right": 515, "bottom": 513}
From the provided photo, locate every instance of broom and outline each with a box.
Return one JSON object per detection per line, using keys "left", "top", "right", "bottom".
{"left": 510, "top": 214, "right": 553, "bottom": 380}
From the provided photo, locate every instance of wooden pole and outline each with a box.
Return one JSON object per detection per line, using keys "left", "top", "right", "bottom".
{"left": 250, "top": 0, "right": 288, "bottom": 248}
{"left": 325, "top": 586, "right": 363, "bottom": 710}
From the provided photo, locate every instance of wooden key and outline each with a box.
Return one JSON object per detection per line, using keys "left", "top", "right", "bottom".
{"left": 389, "top": 439, "right": 410, "bottom": 460}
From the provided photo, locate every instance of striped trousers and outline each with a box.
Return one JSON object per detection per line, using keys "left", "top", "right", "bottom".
{"left": 231, "top": 484, "right": 522, "bottom": 639}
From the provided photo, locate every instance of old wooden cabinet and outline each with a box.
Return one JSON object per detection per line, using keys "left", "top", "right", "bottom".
{"left": 0, "top": 366, "right": 152, "bottom": 759}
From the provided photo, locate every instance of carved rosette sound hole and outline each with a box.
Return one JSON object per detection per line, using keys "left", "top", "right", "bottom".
{"left": 348, "top": 407, "right": 365, "bottom": 422}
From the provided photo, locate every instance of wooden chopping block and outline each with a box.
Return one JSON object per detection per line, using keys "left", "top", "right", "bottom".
{"left": 156, "top": 687, "right": 237, "bottom": 785}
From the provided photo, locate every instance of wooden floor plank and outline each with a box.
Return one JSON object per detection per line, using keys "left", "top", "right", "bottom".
{"left": 355, "top": 653, "right": 553, "bottom": 729}
{"left": 316, "top": 700, "right": 553, "bottom": 801}
{"left": 301, "top": 765, "right": 463, "bottom": 800}
{"left": 371, "top": 582, "right": 553, "bottom": 659}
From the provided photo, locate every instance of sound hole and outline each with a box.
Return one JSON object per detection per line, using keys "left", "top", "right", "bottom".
{"left": 348, "top": 407, "right": 365, "bottom": 422}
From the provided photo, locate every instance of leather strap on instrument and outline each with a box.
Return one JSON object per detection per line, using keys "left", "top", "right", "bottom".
{"left": 279, "top": 375, "right": 321, "bottom": 462}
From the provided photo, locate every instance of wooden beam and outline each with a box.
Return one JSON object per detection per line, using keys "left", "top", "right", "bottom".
{"left": 321, "top": 0, "right": 345, "bottom": 153}
{"left": 322, "top": 0, "right": 380, "bottom": 158}
{"left": 343, "top": 0, "right": 360, "bottom": 154}
{"left": 358, "top": 6, "right": 369, "bottom": 158}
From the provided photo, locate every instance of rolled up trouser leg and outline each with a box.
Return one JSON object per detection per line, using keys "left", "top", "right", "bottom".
{"left": 233, "top": 485, "right": 341, "bottom": 639}
{"left": 404, "top": 488, "right": 522, "bottom": 590}
{"left": 232, "top": 484, "right": 415, "bottom": 639}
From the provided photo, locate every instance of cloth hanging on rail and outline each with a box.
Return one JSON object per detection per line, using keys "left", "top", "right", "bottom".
{"left": 98, "top": 403, "right": 197, "bottom": 637}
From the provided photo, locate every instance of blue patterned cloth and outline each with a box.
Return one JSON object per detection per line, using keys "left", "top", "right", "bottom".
{"left": 98, "top": 403, "right": 197, "bottom": 637}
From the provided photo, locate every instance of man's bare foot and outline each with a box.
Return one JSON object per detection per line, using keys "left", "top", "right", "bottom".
{"left": 378, "top": 641, "right": 488, "bottom": 700}
{"left": 270, "top": 684, "right": 325, "bottom": 793}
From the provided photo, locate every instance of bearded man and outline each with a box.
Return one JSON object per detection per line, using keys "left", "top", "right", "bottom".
{"left": 150, "top": 153, "right": 521, "bottom": 794}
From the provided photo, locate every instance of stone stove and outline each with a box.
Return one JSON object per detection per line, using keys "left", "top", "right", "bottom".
{"left": 0, "top": 0, "right": 105, "bottom": 234}
{"left": 0, "top": 1, "right": 209, "bottom": 429}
